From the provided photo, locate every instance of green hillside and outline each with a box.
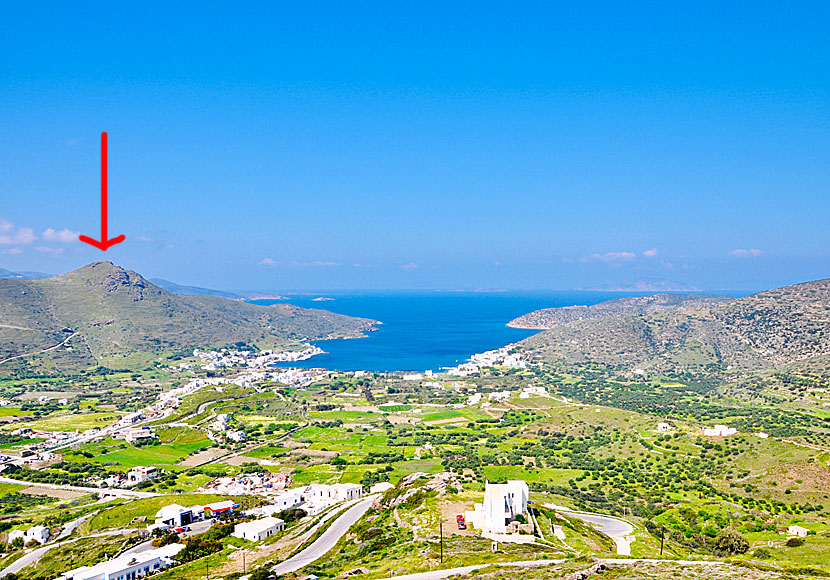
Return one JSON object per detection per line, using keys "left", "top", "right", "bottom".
{"left": 0, "top": 261, "right": 377, "bottom": 374}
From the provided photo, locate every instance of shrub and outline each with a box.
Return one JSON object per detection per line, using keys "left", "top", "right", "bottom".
{"left": 786, "top": 537, "right": 805, "bottom": 547}
{"left": 712, "top": 528, "right": 749, "bottom": 554}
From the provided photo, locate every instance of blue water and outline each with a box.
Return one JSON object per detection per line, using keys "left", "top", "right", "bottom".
{"left": 249, "top": 291, "right": 641, "bottom": 372}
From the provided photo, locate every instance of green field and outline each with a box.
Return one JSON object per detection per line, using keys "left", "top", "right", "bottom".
{"left": 14, "top": 411, "right": 121, "bottom": 431}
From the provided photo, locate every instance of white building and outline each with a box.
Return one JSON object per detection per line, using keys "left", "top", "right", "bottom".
{"left": 11, "top": 525, "right": 51, "bottom": 545}
{"left": 26, "top": 525, "right": 50, "bottom": 544}
{"left": 656, "top": 423, "right": 672, "bottom": 433}
{"left": 227, "top": 430, "right": 246, "bottom": 442}
{"left": 702, "top": 425, "right": 737, "bottom": 437}
{"left": 124, "top": 428, "right": 155, "bottom": 444}
{"left": 127, "top": 465, "right": 159, "bottom": 485}
{"left": 57, "top": 543, "right": 184, "bottom": 580}
{"left": 154, "top": 504, "right": 196, "bottom": 528}
{"left": 788, "top": 525, "right": 809, "bottom": 538}
{"left": 321, "top": 483, "right": 363, "bottom": 502}
{"left": 233, "top": 516, "right": 285, "bottom": 541}
{"left": 271, "top": 489, "right": 304, "bottom": 511}
{"left": 466, "top": 480, "right": 530, "bottom": 536}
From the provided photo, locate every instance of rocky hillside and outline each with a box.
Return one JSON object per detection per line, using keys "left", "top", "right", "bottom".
{"left": 508, "top": 293, "right": 734, "bottom": 329}
{"left": 518, "top": 279, "right": 830, "bottom": 374}
{"left": 0, "top": 261, "right": 377, "bottom": 374}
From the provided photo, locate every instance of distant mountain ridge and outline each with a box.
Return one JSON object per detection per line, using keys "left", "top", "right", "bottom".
{"left": 0, "top": 267, "right": 50, "bottom": 280}
{"left": 149, "top": 278, "right": 244, "bottom": 300}
{"left": 0, "top": 261, "right": 377, "bottom": 375}
{"left": 517, "top": 279, "right": 830, "bottom": 374}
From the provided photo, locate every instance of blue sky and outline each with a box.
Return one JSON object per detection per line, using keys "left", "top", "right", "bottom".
{"left": 1, "top": 1, "right": 828, "bottom": 291}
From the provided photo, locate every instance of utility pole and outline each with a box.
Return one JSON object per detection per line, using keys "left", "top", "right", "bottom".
{"left": 439, "top": 520, "right": 444, "bottom": 562}
{"left": 206, "top": 560, "right": 209, "bottom": 580}
{"left": 243, "top": 551, "right": 246, "bottom": 574}
{"left": 660, "top": 525, "right": 665, "bottom": 556}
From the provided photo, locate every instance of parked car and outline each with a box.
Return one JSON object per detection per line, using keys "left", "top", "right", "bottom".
{"left": 456, "top": 515, "right": 466, "bottom": 530}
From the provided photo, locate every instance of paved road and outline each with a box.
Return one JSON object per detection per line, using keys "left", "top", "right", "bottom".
{"left": 270, "top": 496, "right": 375, "bottom": 575}
{"left": 545, "top": 504, "right": 634, "bottom": 556}
{"left": 0, "top": 477, "right": 159, "bottom": 499}
{"left": 57, "top": 511, "right": 97, "bottom": 540}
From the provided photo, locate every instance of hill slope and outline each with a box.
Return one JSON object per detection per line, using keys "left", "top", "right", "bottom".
{"left": 0, "top": 261, "right": 377, "bottom": 374}
{"left": 508, "top": 293, "right": 734, "bottom": 329}
{"left": 518, "top": 279, "right": 830, "bottom": 374}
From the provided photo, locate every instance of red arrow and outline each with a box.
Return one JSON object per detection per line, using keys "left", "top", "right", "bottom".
{"left": 79, "top": 132, "right": 126, "bottom": 251}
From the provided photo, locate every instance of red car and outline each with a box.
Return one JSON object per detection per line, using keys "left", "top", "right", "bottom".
{"left": 456, "top": 515, "right": 466, "bottom": 530}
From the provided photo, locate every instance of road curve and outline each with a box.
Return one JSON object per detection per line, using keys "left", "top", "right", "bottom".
{"left": 545, "top": 504, "right": 634, "bottom": 556}
{"left": 271, "top": 496, "right": 375, "bottom": 575}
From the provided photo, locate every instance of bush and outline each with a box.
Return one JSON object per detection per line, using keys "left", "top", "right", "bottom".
{"left": 278, "top": 508, "right": 307, "bottom": 523}
{"left": 712, "top": 528, "right": 750, "bottom": 554}
{"left": 178, "top": 538, "right": 223, "bottom": 562}
{"left": 786, "top": 537, "right": 805, "bottom": 547}
{"left": 249, "top": 567, "right": 274, "bottom": 580}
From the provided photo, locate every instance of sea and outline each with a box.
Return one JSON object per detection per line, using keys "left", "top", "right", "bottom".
{"left": 249, "top": 290, "right": 644, "bottom": 373}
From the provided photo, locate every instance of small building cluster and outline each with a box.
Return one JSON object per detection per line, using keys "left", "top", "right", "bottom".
{"left": 197, "top": 472, "right": 290, "bottom": 495}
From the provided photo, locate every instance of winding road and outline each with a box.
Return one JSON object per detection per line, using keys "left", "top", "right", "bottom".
{"left": 270, "top": 496, "right": 376, "bottom": 575}
{"left": 545, "top": 504, "right": 635, "bottom": 556}
{"left": 0, "top": 332, "right": 76, "bottom": 367}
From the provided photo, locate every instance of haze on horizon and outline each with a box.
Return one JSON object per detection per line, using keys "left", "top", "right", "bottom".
{"left": 1, "top": 2, "right": 828, "bottom": 293}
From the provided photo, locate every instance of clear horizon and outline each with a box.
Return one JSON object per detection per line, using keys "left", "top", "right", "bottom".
{"left": 2, "top": 2, "right": 828, "bottom": 291}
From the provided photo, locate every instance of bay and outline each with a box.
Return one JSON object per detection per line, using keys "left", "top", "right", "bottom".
{"left": 249, "top": 290, "right": 642, "bottom": 372}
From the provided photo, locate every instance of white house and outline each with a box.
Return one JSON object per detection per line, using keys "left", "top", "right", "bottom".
{"left": 26, "top": 525, "right": 50, "bottom": 544}
{"left": 788, "top": 525, "right": 809, "bottom": 538}
{"left": 154, "top": 504, "right": 196, "bottom": 528}
{"left": 466, "top": 480, "right": 530, "bottom": 536}
{"left": 702, "top": 425, "right": 737, "bottom": 437}
{"left": 233, "top": 516, "right": 285, "bottom": 541}
{"left": 227, "top": 430, "right": 246, "bottom": 442}
{"left": 57, "top": 543, "right": 184, "bottom": 580}
{"left": 127, "top": 465, "right": 159, "bottom": 484}
{"left": 656, "top": 423, "right": 672, "bottom": 433}
{"left": 124, "top": 428, "right": 155, "bottom": 444}
{"left": 272, "top": 488, "right": 304, "bottom": 510}
{"left": 304, "top": 483, "right": 363, "bottom": 503}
